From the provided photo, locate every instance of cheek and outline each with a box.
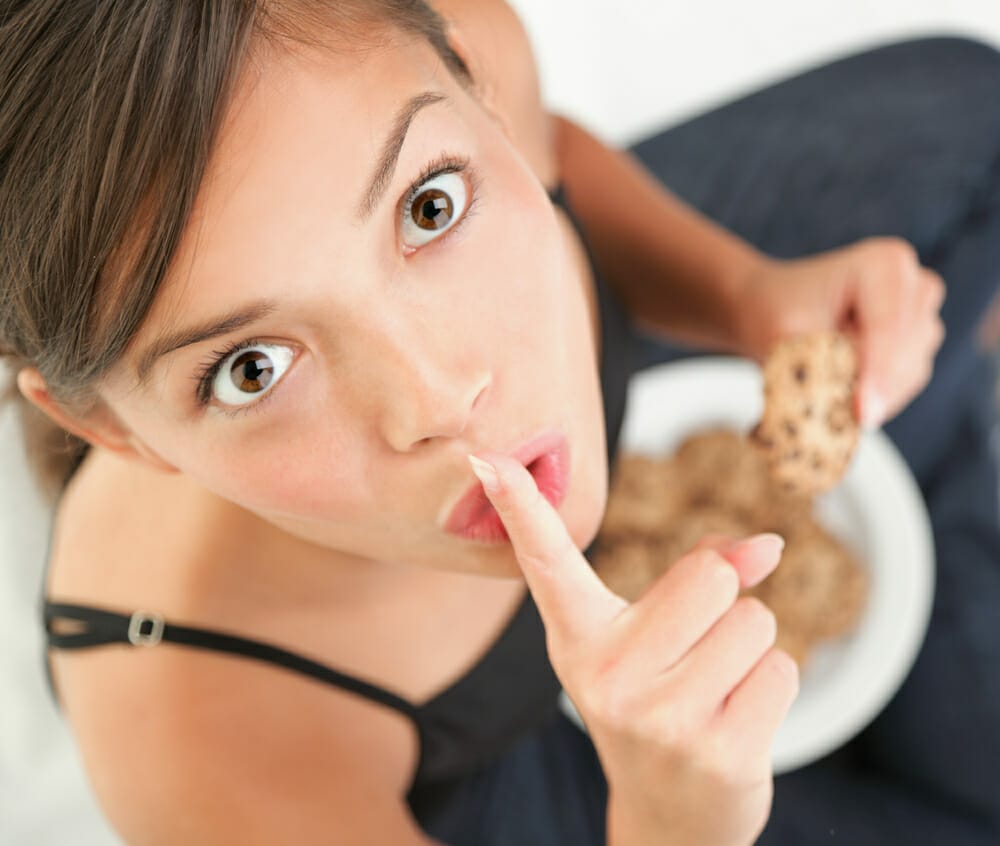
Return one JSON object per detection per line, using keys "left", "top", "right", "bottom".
{"left": 466, "top": 181, "right": 574, "bottom": 350}
{"left": 171, "top": 413, "right": 376, "bottom": 523}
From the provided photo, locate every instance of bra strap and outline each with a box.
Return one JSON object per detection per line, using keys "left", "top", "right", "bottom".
{"left": 43, "top": 601, "right": 419, "bottom": 720}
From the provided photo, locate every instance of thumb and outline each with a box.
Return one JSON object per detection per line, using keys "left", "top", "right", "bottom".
{"left": 468, "top": 452, "right": 623, "bottom": 642}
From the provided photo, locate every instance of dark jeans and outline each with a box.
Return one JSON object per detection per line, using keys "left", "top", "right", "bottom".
{"left": 419, "top": 36, "right": 1000, "bottom": 846}
{"left": 628, "top": 35, "right": 1000, "bottom": 845}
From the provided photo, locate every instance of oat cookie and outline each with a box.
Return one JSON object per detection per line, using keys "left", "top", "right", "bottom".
{"left": 751, "top": 331, "right": 860, "bottom": 497}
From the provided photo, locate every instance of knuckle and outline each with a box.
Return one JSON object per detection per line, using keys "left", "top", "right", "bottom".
{"left": 881, "top": 237, "right": 919, "bottom": 271}
{"left": 927, "top": 273, "right": 946, "bottom": 308}
{"left": 772, "top": 305, "right": 804, "bottom": 341}
{"left": 766, "top": 648, "right": 801, "bottom": 694}
{"left": 733, "top": 597, "right": 777, "bottom": 641}
{"left": 519, "top": 536, "right": 575, "bottom": 578}
{"left": 932, "top": 317, "right": 946, "bottom": 346}
{"left": 692, "top": 549, "right": 740, "bottom": 597}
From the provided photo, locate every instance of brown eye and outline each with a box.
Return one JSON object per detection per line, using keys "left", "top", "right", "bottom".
{"left": 411, "top": 188, "right": 454, "bottom": 231}
{"left": 211, "top": 343, "right": 294, "bottom": 408}
{"left": 402, "top": 171, "right": 468, "bottom": 247}
{"left": 230, "top": 350, "right": 273, "bottom": 393}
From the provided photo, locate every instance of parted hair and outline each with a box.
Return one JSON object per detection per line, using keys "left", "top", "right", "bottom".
{"left": 0, "top": 0, "right": 472, "bottom": 497}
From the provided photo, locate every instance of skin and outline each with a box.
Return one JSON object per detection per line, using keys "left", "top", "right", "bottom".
{"left": 16, "top": 2, "right": 947, "bottom": 842}
{"left": 36, "top": 30, "right": 611, "bottom": 582}
{"left": 472, "top": 453, "right": 798, "bottom": 846}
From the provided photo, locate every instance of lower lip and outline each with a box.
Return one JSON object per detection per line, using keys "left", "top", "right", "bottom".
{"left": 453, "top": 442, "right": 571, "bottom": 544}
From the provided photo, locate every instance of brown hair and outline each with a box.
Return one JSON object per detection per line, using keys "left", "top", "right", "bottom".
{"left": 0, "top": 0, "right": 472, "bottom": 498}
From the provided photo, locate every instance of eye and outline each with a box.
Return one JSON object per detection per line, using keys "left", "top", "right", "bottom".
{"left": 211, "top": 343, "right": 294, "bottom": 407}
{"left": 401, "top": 171, "right": 468, "bottom": 247}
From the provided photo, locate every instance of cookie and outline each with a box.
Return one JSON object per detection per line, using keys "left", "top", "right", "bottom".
{"left": 673, "top": 427, "right": 809, "bottom": 522}
{"left": 751, "top": 331, "right": 860, "bottom": 497}
{"left": 590, "top": 537, "right": 660, "bottom": 602}
{"left": 601, "top": 454, "right": 686, "bottom": 541}
{"left": 593, "top": 423, "right": 870, "bottom": 674}
{"left": 753, "top": 521, "right": 867, "bottom": 641}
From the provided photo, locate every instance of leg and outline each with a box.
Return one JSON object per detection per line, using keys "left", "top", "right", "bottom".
{"left": 624, "top": 36, "right": 1000, "bottom": 843}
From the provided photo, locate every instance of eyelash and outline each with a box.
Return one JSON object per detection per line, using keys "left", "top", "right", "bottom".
{"left": 194, "top": 153, "right": 481, "bottom": 415}
{"left": 401, "top": 151, "right": 480, "bottom": 246}
{"left": 193, "top": 335, "right": 277, "bottom": 415}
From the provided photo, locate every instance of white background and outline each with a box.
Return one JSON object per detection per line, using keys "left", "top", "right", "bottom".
{"left": 508, "top": 0, "right": 1000, "bottom": 146}
{"left": 3, "top": 3, "right": 999, "bottom": 843}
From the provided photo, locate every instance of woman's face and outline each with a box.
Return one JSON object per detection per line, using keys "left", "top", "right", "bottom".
{"left": 97, "top": 31, "right": 608, "bottom": 578}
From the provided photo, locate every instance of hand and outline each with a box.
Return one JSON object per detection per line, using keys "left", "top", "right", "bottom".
{"left": 467, "top": 453, "right": 799, "bottom": 846}
{"left": 736, "top": 237, "right": 946, "bottom": 428}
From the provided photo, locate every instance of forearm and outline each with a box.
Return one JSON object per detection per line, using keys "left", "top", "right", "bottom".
{"left": 552, "top": 113, "right": 771, "bottom": 356}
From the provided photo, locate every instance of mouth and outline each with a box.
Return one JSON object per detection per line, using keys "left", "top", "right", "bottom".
{"left": 443, "top": 429, "right": 571, "bottom": 544}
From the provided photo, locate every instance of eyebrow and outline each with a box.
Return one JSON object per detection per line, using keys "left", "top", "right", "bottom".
{"left": 134, "top": 299, "right": 279, "bottom": 384}
{"left": 357, "top": 90, "right": 448, "bottom": 222}
{"left": 133, "top": 93, "right": 447, "bottom": 384}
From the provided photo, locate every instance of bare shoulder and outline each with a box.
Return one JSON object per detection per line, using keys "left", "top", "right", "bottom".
{"left": 47, "top": 452, "right": 431, "bottom": 843}
{"left": 55, "top": 611, "right": 428, "bottom": 842}
{"left": 432, "top": 0, "right": 559, "bottom": 188}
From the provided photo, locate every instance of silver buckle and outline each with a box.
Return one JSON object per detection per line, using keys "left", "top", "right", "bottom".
{"left": 128, "top": 611, "right": 165, "bottom": 646}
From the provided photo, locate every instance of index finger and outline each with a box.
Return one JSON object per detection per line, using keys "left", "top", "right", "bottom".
{"left": 468, "top": 452, "right": 623, "bottom": 642}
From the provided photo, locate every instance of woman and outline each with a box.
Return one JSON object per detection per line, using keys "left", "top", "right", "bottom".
{"left": 2, "top": 1, "right": 997, "bottom": 843}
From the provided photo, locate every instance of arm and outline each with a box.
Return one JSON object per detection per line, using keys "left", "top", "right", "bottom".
{"left": 551, "top": 113, "right": 944, "bottom": 426}
{"left": 552, "top": 113, "right": 770, "bottom": 357}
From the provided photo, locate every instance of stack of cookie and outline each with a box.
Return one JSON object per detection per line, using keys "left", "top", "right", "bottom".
{"left": 590, "top": 331, "right": 868, "bottom": 668}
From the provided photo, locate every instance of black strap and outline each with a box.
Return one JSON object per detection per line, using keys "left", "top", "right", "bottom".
{"left": 43, "top": 601, "right": 419, "bottom": 720}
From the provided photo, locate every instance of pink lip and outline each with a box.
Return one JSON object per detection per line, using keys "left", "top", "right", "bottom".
{"left": 444, "top": 430, "right": 571, "bottom": 544}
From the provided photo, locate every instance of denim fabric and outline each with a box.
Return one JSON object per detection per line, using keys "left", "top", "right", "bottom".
{"left": 419, "top": 35, "right": 1000, "bottom": 845}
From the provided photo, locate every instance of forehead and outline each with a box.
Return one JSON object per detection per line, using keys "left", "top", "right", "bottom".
{"left": 125, "top": 31, "right": 465, "bottom": 371}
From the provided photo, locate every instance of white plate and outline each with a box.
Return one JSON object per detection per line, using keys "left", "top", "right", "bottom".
{"left": 560, "top": 356, "right": 935, "bottom": 774}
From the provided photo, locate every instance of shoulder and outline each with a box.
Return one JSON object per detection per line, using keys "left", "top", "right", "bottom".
{"left": 47, "top": 452, "right": 427, "bottom": 843}
{"left": 53, "top": 611, "right": 425, "bottom": 841}
{"left": 431, "top": 0, "right": 559, "bottom": 188}
{"left": 47, "top": 448, "right": 220, "bottom": 608}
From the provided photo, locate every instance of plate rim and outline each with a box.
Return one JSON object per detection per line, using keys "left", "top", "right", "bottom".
{"left": 561, "top": 355, "right": 936, "bottom": 774}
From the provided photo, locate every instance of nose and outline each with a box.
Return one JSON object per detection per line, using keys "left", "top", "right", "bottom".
{"left": 369, "top": 322, "right": 492, "bottom": 452}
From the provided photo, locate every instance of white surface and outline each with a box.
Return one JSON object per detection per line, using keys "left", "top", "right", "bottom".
{"left": 0, "top": 384, "right": 121, "bottom": 845}
{"left": 4, "top": 3, "right": 997, "bottom": 842}
{"left": 558, "top": 358, "right": 935, "bottom": 773}
{"left": 508, "top": 0, "right": 1000, "bottom": 146}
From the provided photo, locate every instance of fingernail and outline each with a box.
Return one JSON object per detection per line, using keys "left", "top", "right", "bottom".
{"left": 728, "top": 532, "right": 785, "bottom": 557}
{"left": 468, "top": 454, "right": 501, "bottom": 494}
{"left": 863, "top": 385, "right": 887, "bottom": 430}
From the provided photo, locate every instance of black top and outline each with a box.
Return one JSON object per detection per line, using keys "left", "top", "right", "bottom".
{"left": 40, "top": 181, "right": 642, "bottom": 801}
